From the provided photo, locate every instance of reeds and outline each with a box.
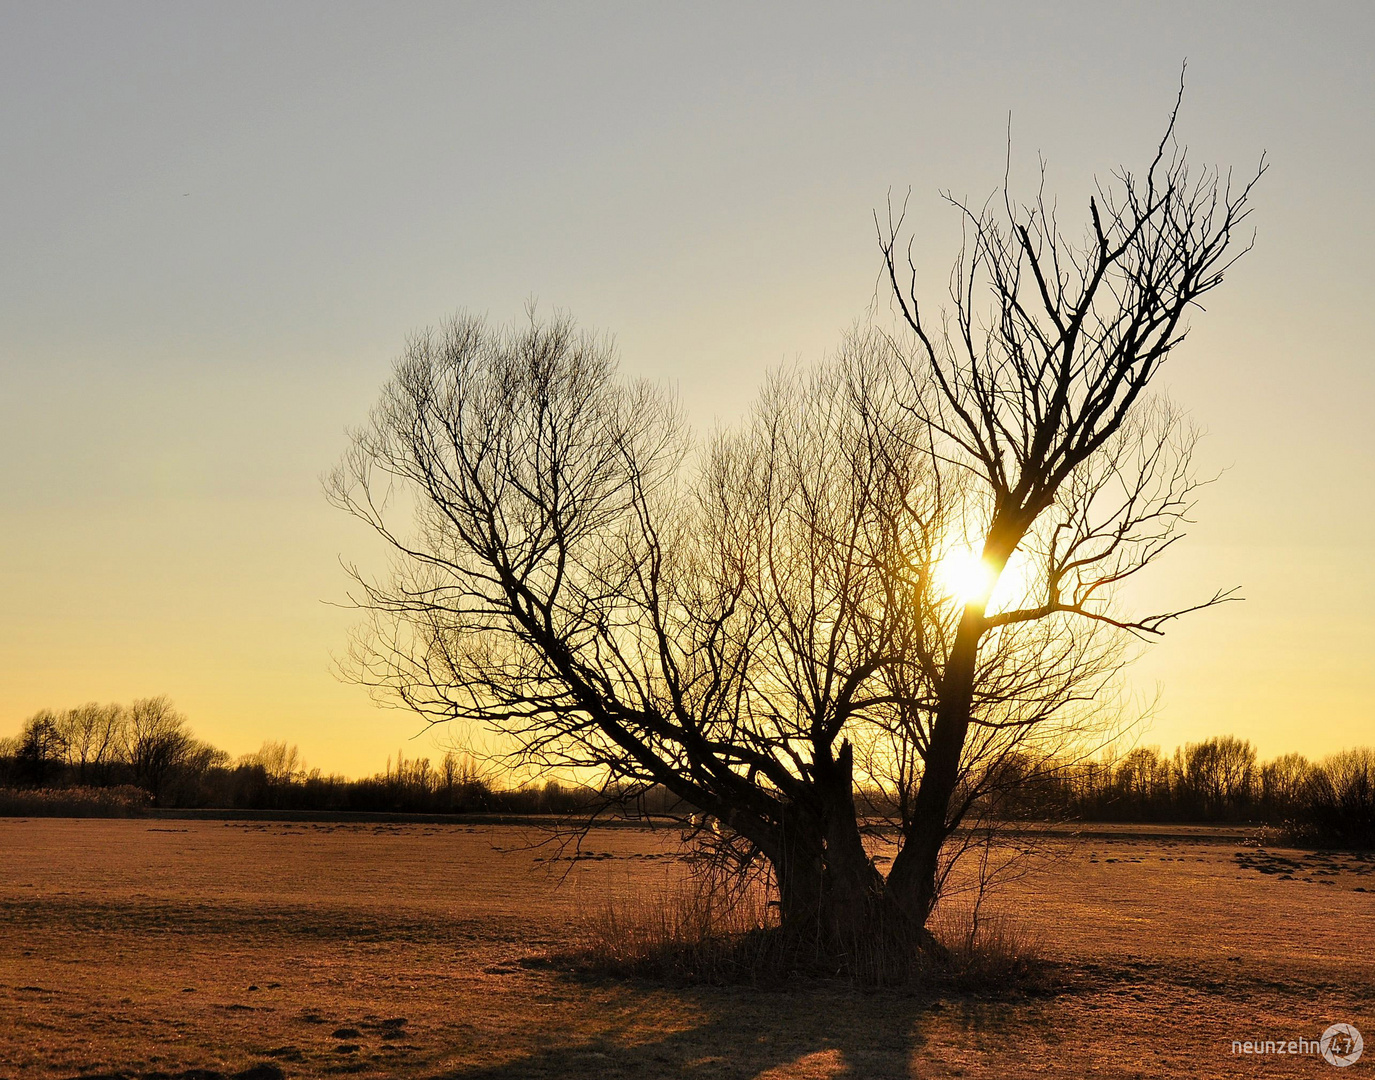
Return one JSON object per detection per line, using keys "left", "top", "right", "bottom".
{"left": 0, "top": 784, "right": 149, "bottom": 817}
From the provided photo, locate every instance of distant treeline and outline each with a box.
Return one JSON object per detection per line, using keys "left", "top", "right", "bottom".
{"left": 2, "top": 703, "right": 1371, "bottom": 846}
{"left": 0, "top": 697, "right": 602, "bottom": 816}
{"left": 992, "top": 736, "right": 1375, "bottom": 847}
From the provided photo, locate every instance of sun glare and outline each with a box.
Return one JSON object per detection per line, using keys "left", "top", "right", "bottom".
{"left": 935, "top": 546, "right": 1000, "bottom": 605}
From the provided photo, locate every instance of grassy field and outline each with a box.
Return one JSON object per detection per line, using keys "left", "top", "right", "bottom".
{"left": 1, "top": 818, "right": 1371, "bottom": 1079}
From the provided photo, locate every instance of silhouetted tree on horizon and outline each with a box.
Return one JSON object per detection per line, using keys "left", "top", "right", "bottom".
{"left": 15, "top": 710, "right": 67, "bottom": 786}
{"left": 57, "top": 702, "right": 128, "bottom": 785}
{"left": 125, "top": 696, "right": 225, "bottom": 806}
{"left": 332, "top": 93, "right": 1259, "bottom": 962}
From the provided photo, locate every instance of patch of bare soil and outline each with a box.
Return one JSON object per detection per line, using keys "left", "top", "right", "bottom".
{"left": 0, "top": 819, "right": 1370, "bottom": 1078}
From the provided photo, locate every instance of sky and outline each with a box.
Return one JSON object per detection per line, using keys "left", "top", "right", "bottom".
{"left": 1, "top": 2, "right": 1371, "bottom": 777}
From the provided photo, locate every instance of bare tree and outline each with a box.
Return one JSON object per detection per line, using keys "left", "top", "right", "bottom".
{"left": 15, "top": 710, "right": 67, "bottom": 786}
{"left": 331, "top": 98, "right": 1260, "bottom": 961}
{"left": 1175, "top": 735, "right": 1257, "bottom": 816}
{"left": 57, "top": 702, "right": 128, "bottom": 785}
{"left": 240, "top": 741, "right": 304, "bottom": 785}
{"left": 1260, "top": 752, "right": 1311, "bottom": 811}
{"left": 328, "top": 314, "right": 927, "bottom": 937}
{"left": 1116, "top": 746, "right": 1171, "bottom": 807}
{"left": 126, "top": 696, "right": 196, "bottom": 806}
{"left": 876, "top": 90, "right": 1264, "bottom": 923}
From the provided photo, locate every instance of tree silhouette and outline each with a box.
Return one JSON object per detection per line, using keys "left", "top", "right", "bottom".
{"left": 331, "top": 97, "right": 1261, "bottom": 959}
{"left": 57, "top": 702, "right": 128, "bottom": 784}
{"left": 876, "top": 88, "right": 1264, "bottom": 921}
{"left": 15, "top": 710, "right": 67, "bottom": 786}
{"left": 126, "top": 696, "right": 209, "bottom": 806}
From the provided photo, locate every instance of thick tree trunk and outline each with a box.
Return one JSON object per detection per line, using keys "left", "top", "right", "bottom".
{"left": 814, "top": 740, "right": 887, "bottom": 940}
{"left": 768, "top": 740, "right": 893, "bottom": 964}
{"left": 772, "top": 813, "right": 826, "bottom": 931}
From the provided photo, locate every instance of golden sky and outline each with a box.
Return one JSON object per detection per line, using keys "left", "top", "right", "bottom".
{"left": 2, "top": 3, "right": 1371, "bottom": 776}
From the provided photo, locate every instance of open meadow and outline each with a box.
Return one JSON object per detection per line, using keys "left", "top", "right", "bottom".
{"left": 1, "top": 818, "right": 1371, "bottom": 1079}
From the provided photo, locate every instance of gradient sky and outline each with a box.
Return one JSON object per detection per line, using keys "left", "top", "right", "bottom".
{"left": 2, "top": 2, "right": 1371, "bottom": 777}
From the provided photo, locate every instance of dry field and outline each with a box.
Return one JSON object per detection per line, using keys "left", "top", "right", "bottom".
{"left": 0, "top": 818, "right": 1371, "bottom": 1079}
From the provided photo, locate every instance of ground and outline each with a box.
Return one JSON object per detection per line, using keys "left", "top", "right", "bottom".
{"left": 0, "top": 818, "right": 1371, "bottom": 1079}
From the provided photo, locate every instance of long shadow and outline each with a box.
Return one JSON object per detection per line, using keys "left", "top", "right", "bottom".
{"left": 431, "top": 978, "right": 1031, "bottom": 1080}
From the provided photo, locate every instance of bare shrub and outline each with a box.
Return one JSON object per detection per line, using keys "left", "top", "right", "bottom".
{"left": 928, "top": 906, "right": 1044, "bottom": 990}
{"left": 568, "top": 873, "right": 779, "bottom": 985}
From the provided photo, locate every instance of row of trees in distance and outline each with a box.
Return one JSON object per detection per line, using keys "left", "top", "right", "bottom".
{"left": 0, "top": 698, "right": 591, "bottom": 814}
{"left": 3, "top": 702, "right": 1370, "bottom": 844}
{"left": 1001, "top": 736, "right": 1375, "bottom": 846}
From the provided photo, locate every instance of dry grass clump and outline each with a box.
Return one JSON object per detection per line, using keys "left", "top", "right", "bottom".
{"left": 566, "top": 875, "right": 785, "bottom": 985}
{"left": 926, "top": 906, "right": 1045, "bottom": 989}
{"left": 0, "top": 784, "right": 149, "bottom": 817}
{"left": 562, "top": 874, "right": 1044, "bottom": 992}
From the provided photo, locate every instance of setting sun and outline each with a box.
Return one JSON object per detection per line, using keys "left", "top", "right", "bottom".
{"left": 935, "top": 546, "right": 1000, "bottom": 605}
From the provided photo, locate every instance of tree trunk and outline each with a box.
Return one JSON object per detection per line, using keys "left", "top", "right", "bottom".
{"left": 771, "top": 810, "right": 826, "bottom": 932}
{"left": 815, "top": 739, "right": 887, "bottom": 942}
{"left": 886, "top": 527, "right": 1019, "bottom": 929}
{"left": 769, "top": 740, "right": 892, "bottom": 963}
{"left": 885, "top": 609, "right": 980, "bottom": 924}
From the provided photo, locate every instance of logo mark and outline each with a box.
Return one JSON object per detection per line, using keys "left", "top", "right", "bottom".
{"left": 1321, "top": 1024, "right": 1363, "bottom": 1068}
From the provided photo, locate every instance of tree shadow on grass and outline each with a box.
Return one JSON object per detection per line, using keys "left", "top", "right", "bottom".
{"left": 432, "top": 979, "right": 1037, "bottom": 1080}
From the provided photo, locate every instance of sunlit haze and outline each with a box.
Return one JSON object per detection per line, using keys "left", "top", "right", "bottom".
{"left": 935, "top": 548, "right": 999, "bottom": 608}
{"left": 3, "top": 2, "right": 1372, "bottom": 776}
